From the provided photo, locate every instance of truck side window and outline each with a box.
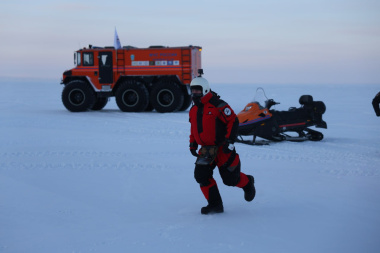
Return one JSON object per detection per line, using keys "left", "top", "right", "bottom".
{"left": 101, "top": 55, "right": 111, "bottom": 66}
{"left": 77, "top": 52, "right": 81, "bottom": 66}
{"left": 83, "top": 52, "right": 94, "bottom": 66}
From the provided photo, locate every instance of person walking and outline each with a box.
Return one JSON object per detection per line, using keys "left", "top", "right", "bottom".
{"left": 189, "top": 72, "right": 256, "bottom": 214}
{"left": 372, "top": 92, "right": 380, "bottom": 116}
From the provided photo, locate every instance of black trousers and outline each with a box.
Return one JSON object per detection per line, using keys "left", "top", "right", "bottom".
{"left": 194, "top": 161, "right": 241, "bottom": 187}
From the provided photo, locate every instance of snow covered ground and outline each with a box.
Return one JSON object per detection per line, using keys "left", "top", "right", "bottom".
{"left": 1, "top": 78, "right": 379, "bottom": 253}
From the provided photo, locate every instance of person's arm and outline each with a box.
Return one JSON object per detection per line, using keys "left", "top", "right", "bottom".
{"left": 372, "top": 92, "right": 380, "bottom": 116}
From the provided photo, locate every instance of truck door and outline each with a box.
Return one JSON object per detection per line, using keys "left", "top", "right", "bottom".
{"left": 99, "top": 52, "right": 113, "bottom": 83}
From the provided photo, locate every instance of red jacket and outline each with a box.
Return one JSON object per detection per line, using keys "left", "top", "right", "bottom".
{"left": 189, "top": 92, "right": 239, "bottom": 146}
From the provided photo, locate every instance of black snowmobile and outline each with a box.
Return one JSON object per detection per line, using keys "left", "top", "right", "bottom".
{"left": 236, "top": 88, "right": 327, "bottom": 145}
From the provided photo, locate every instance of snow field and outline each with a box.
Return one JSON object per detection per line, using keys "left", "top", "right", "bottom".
{"left": 0, "top": 78, "right": 379, "bottom": 252}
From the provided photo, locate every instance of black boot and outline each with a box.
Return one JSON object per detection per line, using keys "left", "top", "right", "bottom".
{"left": 201, "top": 183, "right": 224, "bottom": 214}
{"left": 243, "top": 175, "right": 256, "bottom": 202}
{"left": 201, "top": 202, "right": 224, "bottom": 214}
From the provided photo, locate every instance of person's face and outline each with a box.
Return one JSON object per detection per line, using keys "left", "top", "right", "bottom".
{"left": 191, "top": 88, "right": 203, "bottom": 105}
{"left": 191, "top": 89, "right": 202, "bottom": 96}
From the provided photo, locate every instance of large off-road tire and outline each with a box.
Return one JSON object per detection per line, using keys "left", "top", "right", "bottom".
{"left": 145, "top": 103, "right": 154, "bottom": 112}
{"left": 115, "top": 80, "right": 149, "bottom": 112}
{"left": 91, "top": 97, "right": 108, "bottom": 110}
{"left": 180, "top": 92, "right": 192, "bottom": 111}
{"left": 150, "top": 79, "right": 184, "bottom": 113}
{"left": 62, "top": 80, "right": 96, "bottom": 112}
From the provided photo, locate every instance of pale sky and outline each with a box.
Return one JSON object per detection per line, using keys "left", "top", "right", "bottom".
{"left": 1, "top": 0, "right": 379, "bottom": 84}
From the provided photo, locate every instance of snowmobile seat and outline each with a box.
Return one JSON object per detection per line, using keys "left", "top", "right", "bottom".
{"left": 272, "top": 109, "right": 309, "bottom": 125}
{"left": 299, "top": 95, "right": 313, "bottom": 105}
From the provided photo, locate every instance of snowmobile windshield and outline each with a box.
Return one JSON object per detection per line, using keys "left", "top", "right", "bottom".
{"left": 252, "top": 88, "right": 269, "bottom": 109}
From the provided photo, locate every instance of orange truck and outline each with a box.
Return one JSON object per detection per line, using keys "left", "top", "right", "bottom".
{"left": 61, "top": 44, "right": 202, "bottom": 112}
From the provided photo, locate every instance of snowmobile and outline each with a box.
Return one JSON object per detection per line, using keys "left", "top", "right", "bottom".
{"left": 236, "top": 88, "right": 327, "bottom": 145}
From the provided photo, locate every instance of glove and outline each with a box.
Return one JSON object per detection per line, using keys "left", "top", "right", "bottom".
{"left": 191, "top": 149, "right": 199, "bottom": 157}
{"left": 222, "top": 140, "right": 235, "bottom": 154}
{"left": 190, "top": 142, "right": 199, "bottom": 157}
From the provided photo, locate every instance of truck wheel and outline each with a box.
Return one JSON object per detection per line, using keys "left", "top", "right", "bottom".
{"left": 180, "top": 93, "right": 192, "bottom": 111}
{"left": 150, "top": 79, "right": 184, "bottom": 113}
{"left": 115, "top": 80, "right": 149, "bottom": 112}
{"left": 145, "top": 103, "right": 154, "bottom": 112}
{"left": 62, "top": 80, "right": 95, "bottom": 112}
{"left": 91, "top": 97, "right": 108, "bottom": 110}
